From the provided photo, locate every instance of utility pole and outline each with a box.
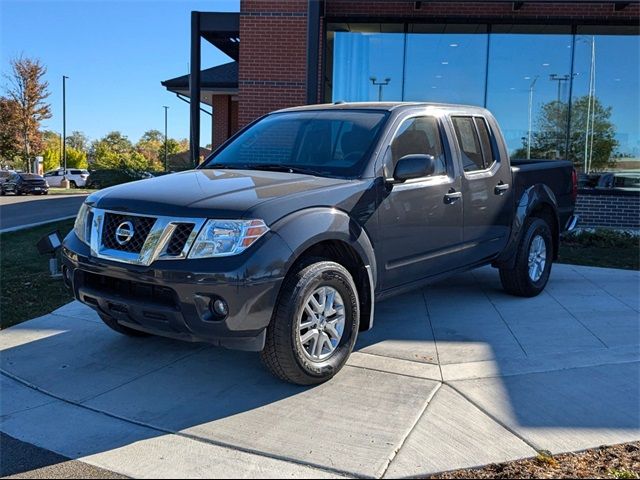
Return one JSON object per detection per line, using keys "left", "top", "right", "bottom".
{"left": 370, "top": 76, "right": 391, "bottom": 102}
{"left": 163, "top": 106, "right": 169, "bottom": 171}
{"left": 62, "top": 75, "right": 69, "bottom": 185}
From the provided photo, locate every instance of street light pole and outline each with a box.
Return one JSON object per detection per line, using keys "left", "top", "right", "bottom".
{"left": 369, "top": 76, "right": 391, "bottom": 102}
{"left": 62, "top": 75, "right": 68, "bottom": 177}
{"left": 527, "top": 76, "right": 539, "bottom": 160}
{"left": 163, "top": 106, "right": 169, "bottom": 171}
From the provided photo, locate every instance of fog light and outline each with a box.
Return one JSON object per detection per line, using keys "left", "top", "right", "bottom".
{"left": 62, "top": 266, "right": 73, "bottom": 289}
{"left": 211, "top": 298, "right": 228, "bottom": 317}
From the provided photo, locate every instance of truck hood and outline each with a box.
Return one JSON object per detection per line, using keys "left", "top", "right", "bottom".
{"left": 88, "top": 169, "right": 369, "bottom": 223}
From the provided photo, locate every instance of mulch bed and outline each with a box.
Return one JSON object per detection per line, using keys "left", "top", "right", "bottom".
{"left": 429, "top": 442, "right": 639, "bottom": 479}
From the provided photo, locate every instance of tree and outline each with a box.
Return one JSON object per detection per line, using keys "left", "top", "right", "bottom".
{"left": 135, "top": 129, "right": 164, "bottom": 171}
{"left": 90, "top": 131, "right": 152, "bottom": 171}
{"left": 0, "top": 97, "right": 20, "bottom": 166}
{"left": 66, "top": 131, "right": 89, "bottom": 152}
{"left": 66, "top": 147, "right": 88, "bottom": 169}
{"left": 41, "top": 130, "right": 61, "bottom": 171}
{"left": 526, "top": 95, "right": 618, "bottom": 171}
{"left": 2, "top": 56, "right": 52, "bottom": 171}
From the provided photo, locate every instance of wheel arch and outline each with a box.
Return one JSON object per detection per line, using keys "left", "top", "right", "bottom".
{"left": 494, "top": 183, "right": 560, "bottom": 269}
{"left": 273, "top": 208, "right": 377, "bottom": 332}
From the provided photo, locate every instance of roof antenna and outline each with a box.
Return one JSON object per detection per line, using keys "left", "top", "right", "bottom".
{"left": 334, "top": 100, "right": 346, "bottom": 104}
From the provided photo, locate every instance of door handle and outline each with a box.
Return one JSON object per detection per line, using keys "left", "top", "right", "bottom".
{"left": 444, "top": 190, "right": 462, "bottom": 204}
{"left": 494, "top": 182, "right": 510, "bottom": 195}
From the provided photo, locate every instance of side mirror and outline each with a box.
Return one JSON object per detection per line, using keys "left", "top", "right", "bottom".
{"left": 391, "top": 154, "right": 435, "bottom": 184}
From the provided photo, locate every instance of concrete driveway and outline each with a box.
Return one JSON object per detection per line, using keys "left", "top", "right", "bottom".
{"left": 1, "top": 264, "right": 638, "bottom": 478}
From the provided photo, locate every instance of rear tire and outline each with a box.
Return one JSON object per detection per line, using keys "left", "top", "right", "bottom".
{"left": 98, "top": 312, "right": 150, "bottom": 337}
{"left": 499, "top": 217, "right": 553, "bottom": 297}
{"left": 261, "top": 258, "right": 360, "bottom": 385}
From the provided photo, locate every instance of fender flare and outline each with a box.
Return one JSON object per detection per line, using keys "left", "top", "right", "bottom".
{"left": 494, "top": 184, "right": 560, "bottom": 269}
{"left": 271, "top": 207, "right": 377, "bottom": 330}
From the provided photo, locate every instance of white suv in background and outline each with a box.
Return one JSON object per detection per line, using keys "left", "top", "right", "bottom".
{"left": 43, "top": 169, "right": 90, "bottom": 188}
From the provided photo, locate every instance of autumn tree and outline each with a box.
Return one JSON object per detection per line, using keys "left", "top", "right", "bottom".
{"left": 41, "top": 130, "right": 61, "bottom": 171}
{"left": 135, "top": 129, "right": 164, "bottom": 171}
{"left": 2, "top": 57, "right": 52, "bottom": 172}
{"left": 0, "top": 97, "right": 20, "bottom": 166}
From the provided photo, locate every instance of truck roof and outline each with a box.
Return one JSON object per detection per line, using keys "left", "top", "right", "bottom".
{"left": 275, "top": 101, "right": 490, "bottom": 115}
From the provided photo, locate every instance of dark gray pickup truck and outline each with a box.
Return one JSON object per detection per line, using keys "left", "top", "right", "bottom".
{"left": 62, "top": 102, "right": 578, "bottom": 385}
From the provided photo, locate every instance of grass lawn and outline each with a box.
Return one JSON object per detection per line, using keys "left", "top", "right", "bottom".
{"left": 0, "top": 219, "right": 75, "bottom": 329}
{"left": 558, "top": 229, "right": 640, "bottom": 271}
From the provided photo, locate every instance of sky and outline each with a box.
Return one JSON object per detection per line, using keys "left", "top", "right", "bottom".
{"left": 0, "top": 0, "right": 240, "bottom": 146}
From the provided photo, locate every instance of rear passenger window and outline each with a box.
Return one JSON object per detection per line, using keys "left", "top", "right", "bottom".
{"left": 452, "top": 117, "right": 484, "bottom": 172}
{"left": 474, "top": 118, "right": 496, "bottom": 167}
{"left": 390, "top": 116, "right": 447, "bottom": 176}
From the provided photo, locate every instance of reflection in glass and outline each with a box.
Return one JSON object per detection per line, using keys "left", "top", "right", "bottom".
{"left": 572, "top": 28, "right": 639, "bottom": 175}
{"left": 404, "top": 25, "right": 487, "bottom": 105}
{"left": 331, "top": 25, "right": 404, "bottom": 102}
{"left": 486, "top": 26, "right": 573, "bottom": 160}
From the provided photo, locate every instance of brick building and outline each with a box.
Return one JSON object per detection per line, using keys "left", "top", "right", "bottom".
{"left": 163, "top": 0, "right": 638, "bottom": 160}
{"left": 162, "top": 0, "right": 640, "bottom": 229}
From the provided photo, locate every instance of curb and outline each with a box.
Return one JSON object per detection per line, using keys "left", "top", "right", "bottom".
{"left": 0, "top": 216, "right": 76, "bottom": 234}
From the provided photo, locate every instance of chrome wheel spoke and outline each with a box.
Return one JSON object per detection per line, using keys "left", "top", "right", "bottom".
{"left": 300, "top": 329, "right": 318, "bottom": 345}
{"left": 528, "top": 234, "right": 547, "bottom": 282}
{"left": 298, "top": 286, "right": 346, "bottom": 362}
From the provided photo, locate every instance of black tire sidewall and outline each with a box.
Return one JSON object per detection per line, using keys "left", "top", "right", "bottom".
{"left": 521, "top": 218, "right": 553, "bottom": 292}
{"left": 289, "top": 263, "right": 359, "bottom": 379}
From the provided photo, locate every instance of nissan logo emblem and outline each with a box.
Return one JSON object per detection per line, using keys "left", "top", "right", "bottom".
{"left": 115, "top": 221, "right": 135, "bottom": 245}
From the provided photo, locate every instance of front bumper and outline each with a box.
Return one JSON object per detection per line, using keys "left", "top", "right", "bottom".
{"left": 61, "top": 230, "right": 292, "bottom": 351}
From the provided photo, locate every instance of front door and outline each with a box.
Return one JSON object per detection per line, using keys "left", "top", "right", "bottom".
{"left": 451, "top": 115, "right": 512, "bottom": 264}
{"left": 378, "top": 114, "right": 464, "bottom": 290}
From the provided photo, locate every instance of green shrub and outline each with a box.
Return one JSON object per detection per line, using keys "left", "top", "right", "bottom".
{"left": 562, "top": 229, "right": 639, "bottom": 249}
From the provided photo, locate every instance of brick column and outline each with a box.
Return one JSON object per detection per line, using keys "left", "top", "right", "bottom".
{"left": 238, "top": 0, "right": 308, "bottom": 127}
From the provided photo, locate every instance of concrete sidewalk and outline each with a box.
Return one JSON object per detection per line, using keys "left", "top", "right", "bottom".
{"left": 1, "top": 264, "right": 638, "bottom": 478}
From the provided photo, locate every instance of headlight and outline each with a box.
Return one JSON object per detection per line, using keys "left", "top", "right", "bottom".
{"left": 188, "top": 219, "right": 269, "bottom": 258}
{"left": 74, "top": 203, "right": 92, "bottom": 245}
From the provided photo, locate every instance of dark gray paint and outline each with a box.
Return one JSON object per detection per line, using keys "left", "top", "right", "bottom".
{"left": 62, "top": 103, "right": 576, "bottom": 349}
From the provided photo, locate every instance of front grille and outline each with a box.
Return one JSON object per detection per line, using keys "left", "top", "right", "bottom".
{"left": 102, "top": 213, "right": 156, "bottom": 253}
{"left": 83, "top": 272, "right": 178, "bottom": 308}
{"left": 165, "top": 223, "right": 195, "bottom": 256}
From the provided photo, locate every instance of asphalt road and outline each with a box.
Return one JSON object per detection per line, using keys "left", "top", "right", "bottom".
{"left": 0, "top": 432, "right": 126, "bottom": 479}
{"left": 0, "top": 194, "right": 87, "bottom": 232}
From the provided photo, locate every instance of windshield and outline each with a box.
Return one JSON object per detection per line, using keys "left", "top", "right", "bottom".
{"left": 201, "top": 110, "right": 389, "bottom": 177}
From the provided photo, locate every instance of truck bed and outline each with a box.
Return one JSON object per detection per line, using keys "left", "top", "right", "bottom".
{"left": 510, "top": 158, "right": 575, "bottom": 228}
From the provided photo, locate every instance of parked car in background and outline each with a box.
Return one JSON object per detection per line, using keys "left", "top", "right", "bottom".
{"left": 43, "top": 169, "right": 90, "bottom": 188}
{"left": 0, "top": 170, "right": 16, "bottom": 185}
{"left": 1, "top": 172, "right": 49, "bottom": 195}
{"left": 64, "top": 103, "right": 579, "bottom": 385}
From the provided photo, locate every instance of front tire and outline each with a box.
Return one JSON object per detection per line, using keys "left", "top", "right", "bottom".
{"left": 499, "top": 217, "right": 553, "bottom": 297}
{"left": 261, "top": 259, "right": 360, "bottom": 385}
{"left": 98, "top": 312, "right": 150, "bottom": 337}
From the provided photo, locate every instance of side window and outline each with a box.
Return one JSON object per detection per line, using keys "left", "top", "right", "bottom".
{"left": 452, "top": 116, "right": 484, "bottom": 172}
{"left": 474, "top": 117, "right": 496, "bottom": 167}
{"left": 390, "top": 116, "right": 446, "bottom": 176}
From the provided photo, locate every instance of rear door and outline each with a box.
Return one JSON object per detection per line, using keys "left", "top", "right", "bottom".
{"left": 450, "top": 115, "right": 512, "bottom": 264}
{"left": 378, "top": 113, "right": 464, "bottom": 289}
{"left": 44, "top": 170, "right": 61, "bottom": 187}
